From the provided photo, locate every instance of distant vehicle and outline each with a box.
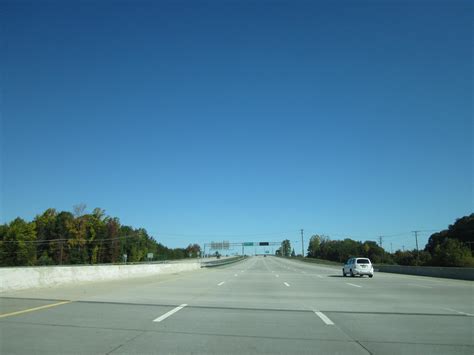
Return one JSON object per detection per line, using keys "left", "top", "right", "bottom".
{"left": 343, "top": 258, "right": 374, "bottom": 278}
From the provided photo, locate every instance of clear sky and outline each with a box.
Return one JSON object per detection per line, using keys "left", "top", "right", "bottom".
{"left": 1, "top": 0, "right": 472, "bottom": 253}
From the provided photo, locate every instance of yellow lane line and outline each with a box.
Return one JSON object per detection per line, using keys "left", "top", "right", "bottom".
{"left": 0, "top": 301, "right": 72, "bottom": 318}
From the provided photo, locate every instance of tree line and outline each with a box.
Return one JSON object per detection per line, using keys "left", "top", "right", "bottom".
{"left": 275, "top": 239, "right": 293, "bottom": 257}
{"left": 0, "top": 206, "right": 201, "bottom": 267}
{"left": 305, "top": 214, "right": 474, "bottom": 267}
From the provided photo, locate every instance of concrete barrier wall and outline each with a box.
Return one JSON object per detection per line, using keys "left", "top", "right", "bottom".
{"left": 201, "top": 256, "right": 246, "bottom": 268}
{"left": 375, "top": 265, "right": 474, "bottom": 281}
{"left": 0, "top": 262, "right": 201, "bottom": 292}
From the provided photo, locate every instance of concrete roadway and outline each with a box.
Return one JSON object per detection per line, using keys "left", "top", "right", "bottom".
{"left": 1, "top": 256, "right": 473, "bottom": 354}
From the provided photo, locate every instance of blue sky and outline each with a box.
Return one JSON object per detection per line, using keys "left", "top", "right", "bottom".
{"left": 1, "top": 0, "right": 472, "bottom": 252}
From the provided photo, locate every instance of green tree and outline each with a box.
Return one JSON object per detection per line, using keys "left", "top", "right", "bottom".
{"left": 104, "top": 217, "right": 121, "bottom": 263}
{"left": 307, "top": 235, "right": 321, "bottom": 258}
{"left": 280, "top": 239, "right": 291, "bottom": 257}
{"left": 425, "top": 214, "right": 473, "bottom": 256}
{"left": 1, "top": 206, "right": 201, "bottom": 266}
{"left": 51, "top": 211, "right": 74, "bottom": 264}
{"left": 0, "top": 224, "right": 10, "bottom": 265}
{"left": 393, "top": 250, "right": 416, "bottom": 266}
{"left": 361, "top": 241, "right": 385, "bottom": 264}
{"left": 431, "top": 239, "right": 473, "bottom": 267}
{"left": 2, "top": 218, "right": 37, "bottom": 266}
{"left": 34, "top": 208, "right": 58, "bottom": 261}
{"left": 186, "top": 244, "right": 201, "bottom": 257}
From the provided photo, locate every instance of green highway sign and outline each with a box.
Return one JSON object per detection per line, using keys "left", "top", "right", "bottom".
{"left": 243, "top": 242, "right": 254, "bottom": 246}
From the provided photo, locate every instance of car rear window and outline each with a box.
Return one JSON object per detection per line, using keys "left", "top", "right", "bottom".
{"left": 356, "top": 259, "right": 371, "bottom": 264}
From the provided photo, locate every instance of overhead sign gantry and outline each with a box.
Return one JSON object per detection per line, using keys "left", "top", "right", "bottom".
{"left": 203, "top": 241, "right": 281, "bottom": 256}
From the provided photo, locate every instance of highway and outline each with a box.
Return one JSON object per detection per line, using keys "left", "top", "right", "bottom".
{"left": 1, "top": 256, "right": 473, "bottom": 354}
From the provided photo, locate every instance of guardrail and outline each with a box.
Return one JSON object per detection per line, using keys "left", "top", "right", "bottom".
{"left": 201, "top": 256, "right": 246, "bottom": 268}
{"left": 374, "top": 264, "right": 474, "bottom": 281}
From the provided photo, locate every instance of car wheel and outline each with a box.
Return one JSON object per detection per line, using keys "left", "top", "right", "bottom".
{"left": 350, "top": 270, "right": 354, "bottom": 277}
{"left": 342, "top": 269, "right": 346, "bottom": 277}
{"left": 369, "top": 275, "right": 373, "bottom": 278}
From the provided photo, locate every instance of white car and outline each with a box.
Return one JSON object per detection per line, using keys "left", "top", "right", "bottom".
{"left": 343, "top": 257, "right": 374, "bottom": 277}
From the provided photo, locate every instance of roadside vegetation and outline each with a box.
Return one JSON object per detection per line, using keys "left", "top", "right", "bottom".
{"left": 0, "top": 205, "right": 201, "bottom": 267}
{"left": 302, "top": 215, "right": 473, "bottom": 267}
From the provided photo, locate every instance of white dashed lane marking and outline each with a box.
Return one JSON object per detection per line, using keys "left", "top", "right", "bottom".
{"left": 346, "top": 283, "right": 362, "bottom": 288}
{"left": 314, "top": 311, "right": 334, "bottom": 325}
{"left": 153, "top": 304, "right": 187, "bottom": 322}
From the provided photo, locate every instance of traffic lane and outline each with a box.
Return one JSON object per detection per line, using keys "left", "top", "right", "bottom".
{"left": 269, "top": 270, "right": 472, "bottom": 316}
{"left": 0, "top": 259, "right": 250, "bottom": 306}
{"left": 274, "top": 256, "right": 474, "bottom": 289}
{"left": 328, "top": 274, "right": 474, "bottom": 316}
{"left": 186, "top": 258, "right": 430, "bottom": 316}
{"left": 190, "top": 260, "right": 312, "bottom": 311}
{"left": 328, "top": 311, "right": 474, "bottom": 354}
{"left": 112, "top": 306, "right": 369, "bottom": 355}
{"left": 111, "top": 330, "right": 368, "bottom": 355}
{"left": 0, "top": 259, "right": 256, "bottom": 326}
{"left": 0, "top": 321, "right": 142, "bottom": 355}
{"left": 266, "top": 258, "right": 473, "bottom": 315}
{"left": 0, "top": 268, "right": 204, "bottom": 302}
{"left": 0, "top": 257, "right": 363, "bottom": 355}
{"left": 1, "top": 257, "right": 469, "bottom": 355}
{"left": 262, "top": 258, "right": 474, "bottom": 353}
{"left": 266, "top": 256, "right": 340, "bottom": 275}
{"left": 0, "top": 300, "right": 175, "bottom": 330}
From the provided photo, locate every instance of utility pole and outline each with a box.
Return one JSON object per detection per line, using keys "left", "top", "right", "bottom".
{"left": 412, "top": 231, "right": 420, "bottom": 265}
{"left": 390, "top": 242, "right": 393, "bottom": 254}
{"left": 379, "top": 236, "right": 384, "bottom": 263}
{"left": 300, "top": 229, "right": 304, "bottom": 257}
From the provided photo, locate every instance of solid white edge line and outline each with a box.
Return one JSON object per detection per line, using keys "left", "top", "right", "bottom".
{"left": 218, "top": 281, "right": 225, "bottom": 286}
{"left": 315, "top": 311, "right": 334, "bottom": 325}
{"left": 153, "top": 304, "right": 187, "bottom": 322}
{"left": 346, "top": 283, "right": 362, "bottom": 288}
{"left": 284, "top": 282, "right": 290, "bottom": 287}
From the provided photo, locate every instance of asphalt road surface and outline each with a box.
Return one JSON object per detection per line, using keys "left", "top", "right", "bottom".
{"left": 1, "top": 256, "right": 473, "bottom": 354}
